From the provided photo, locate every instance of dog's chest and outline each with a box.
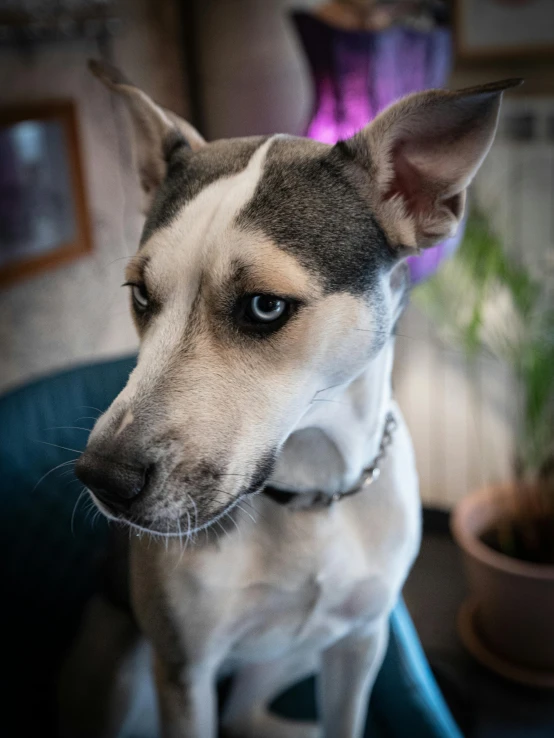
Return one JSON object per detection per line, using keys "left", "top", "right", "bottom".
{"left": 228, "top": 535, "right": 388, "bottom": 663}
{"left": 163, "top": 509, "right": 390, "bottom": 664}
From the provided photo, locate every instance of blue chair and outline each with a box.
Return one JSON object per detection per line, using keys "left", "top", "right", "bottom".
{"left": 0, "top": 357, "right": 463, "bottom": 738}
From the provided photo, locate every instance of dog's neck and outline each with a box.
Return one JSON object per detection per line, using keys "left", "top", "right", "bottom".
{"left": 269, "top": 339, "right": 395, "bottom": 496}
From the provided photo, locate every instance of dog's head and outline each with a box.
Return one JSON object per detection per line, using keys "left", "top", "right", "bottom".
{"left": 76, "top": 61, "right": 518, "bottom": 534}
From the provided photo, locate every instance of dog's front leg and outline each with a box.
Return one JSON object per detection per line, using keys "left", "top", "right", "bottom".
{"left": 154, "top": 654, "right": 217, "bottom": 738}
{"left": 320, "top": 619, "right": 389, "bottom": 738}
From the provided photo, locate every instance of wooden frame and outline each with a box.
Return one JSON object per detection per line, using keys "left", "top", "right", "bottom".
{"left": 455, "top": 0, "right": 554, "bottom": 61}
{"left": 0, "top": 100, "right": 92, "bottom": 288}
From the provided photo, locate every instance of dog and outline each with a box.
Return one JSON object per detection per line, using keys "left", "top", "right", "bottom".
{"left": 59, "top": 61, "right": 518, "bottom": 738}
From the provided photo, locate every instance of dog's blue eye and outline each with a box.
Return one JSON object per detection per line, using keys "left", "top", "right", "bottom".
{"left": 131, "top": 284, "right": 149, "bottom": 311}
{"left": 235, "top": 293, "right": 299, "bottom": 336}
{"left": 249, "top": 295, "right": 286, "bottom": 322}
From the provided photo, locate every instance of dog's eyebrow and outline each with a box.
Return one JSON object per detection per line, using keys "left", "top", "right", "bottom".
{"left": 224, "top": 259, "right": 312, "bottom": 301}
{"left": 226, "top": 262, "right": 250, "bottom": 293}
{"left": 125, "top": 255, "right": 150, "bottom": 284}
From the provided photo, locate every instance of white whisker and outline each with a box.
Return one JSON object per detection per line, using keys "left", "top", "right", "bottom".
{"left": 91, "top": 508, "right": 103, "bottom": 528}
{"left": 84, "top": 495, "right": 98, "bottom": 525}
{"left": 185, "top": 508, "right": 192, "bottom": 547}
{"left": 177, "top": 517, "right": 183, "bottom": 554}
{"left": 235, "top": 502, "right": 256, "bottom": 525}
{"left": 190, "top": 496, "right": 199, "bottom": 533}
{"left": 223, "top": 508, "right": 242, "bottom": 537}
{"left": 71, "top": 489, "right": 87, "bottom": 534}
{"left": 34, "top": 439, "right": 83, "bottom": 455}
{"left": 33, "top": 459, "right": 76, "bottom": 493}
{"left": 43, "top": 426, "right": 93, "bottom": 433}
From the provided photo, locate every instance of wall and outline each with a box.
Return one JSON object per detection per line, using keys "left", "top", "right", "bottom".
{"left": 0, "top": 0, "right": 189, "bottom": 391}
{"left": 195, "top": 0, "right": 320, "bottom": 140}
{"left": 451, "top": 49, "right": 554, "bottom": 97}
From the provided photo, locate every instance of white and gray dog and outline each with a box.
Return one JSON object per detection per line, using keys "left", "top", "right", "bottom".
{"left": 60, "top": 61, "right": 518, "bottom": 738}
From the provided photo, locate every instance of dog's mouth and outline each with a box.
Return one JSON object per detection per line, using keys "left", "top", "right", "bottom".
{"left": 87, "top": 482, "right": 262, "bottom": 538}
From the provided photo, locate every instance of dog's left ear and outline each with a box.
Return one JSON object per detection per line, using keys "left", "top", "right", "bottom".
{"left": 89, "top": 59, "right": 205, "bottom": 207}
{"left": 340, "top": 79, "right": 522, "bottom": 251}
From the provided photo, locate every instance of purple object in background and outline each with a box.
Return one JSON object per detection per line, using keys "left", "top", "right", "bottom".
{"left": 292, "top": 11, "right": 461, "bottom": 285}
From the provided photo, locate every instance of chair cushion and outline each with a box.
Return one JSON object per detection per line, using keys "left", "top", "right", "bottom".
{"left": 0, "top": 357, "right": 136, "bottom": 738}
{"left": 1, "top": 357, "right": 137, "bottom": 623}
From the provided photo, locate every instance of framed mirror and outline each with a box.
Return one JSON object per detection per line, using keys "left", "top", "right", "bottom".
{"left": 0, "top": 100, "right": 92, "bottom": 287}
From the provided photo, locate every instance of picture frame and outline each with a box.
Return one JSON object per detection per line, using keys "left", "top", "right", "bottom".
{"left": 0, "top": 100, "right": 92, "bottom": 288}
{"left": 455, "top": 0, "right": 554, "bottom": 61}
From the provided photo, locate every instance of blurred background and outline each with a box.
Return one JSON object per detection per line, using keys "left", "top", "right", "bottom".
{"left": 0, "top": 1, "right": 553, "bottom": 737}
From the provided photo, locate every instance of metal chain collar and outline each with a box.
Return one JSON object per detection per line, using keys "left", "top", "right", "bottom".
{"left": 317, "top": 411, "right": 397, "bottom": 507}
{"left": 262, "top": 411, "right": 397, "bottom": 509}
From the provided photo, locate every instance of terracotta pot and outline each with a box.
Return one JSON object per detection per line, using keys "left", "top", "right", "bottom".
{"left": 451, "top": 484, "right": 554, "bottom": 688}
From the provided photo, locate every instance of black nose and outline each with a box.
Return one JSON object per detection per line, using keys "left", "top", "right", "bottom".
{"left": 75, "top": 451, "right": 149, "bottom": 512}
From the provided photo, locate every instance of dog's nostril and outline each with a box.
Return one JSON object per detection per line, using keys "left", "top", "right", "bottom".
{"left": 75, "top": 452, "right": 151, "bottom": 511}
{"left": 143, "top": 463, "right": 154, "bottom": 488}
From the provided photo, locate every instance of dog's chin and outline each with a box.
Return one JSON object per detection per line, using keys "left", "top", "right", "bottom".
{"left": 88, "top": 489, "right": 245, "bottom": 538}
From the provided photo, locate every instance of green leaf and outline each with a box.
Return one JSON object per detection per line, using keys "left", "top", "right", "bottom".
{"left": 414, "top": 204, "right": 553, "bottom": 477}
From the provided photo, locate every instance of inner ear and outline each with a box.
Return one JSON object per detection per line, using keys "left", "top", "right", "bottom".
{"left": 386, "top": 144, "right": 431, "bottom": 215}
{"left": 386, "top": 142, "right": 465, "bottom": 231}
{"left": 443, "top": 192, "right": 465, "bottom": 221}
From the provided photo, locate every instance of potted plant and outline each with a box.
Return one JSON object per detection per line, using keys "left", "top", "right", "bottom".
{"left": 415, "top": 207, "right": 554, "bottom": 687}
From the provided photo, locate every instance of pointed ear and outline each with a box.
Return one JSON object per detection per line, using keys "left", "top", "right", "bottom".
{"left": 89, "top": 59, "right": 205, "bottom": 207}
{"left": 340, "top": 79, "right": 522, "bottom": 251}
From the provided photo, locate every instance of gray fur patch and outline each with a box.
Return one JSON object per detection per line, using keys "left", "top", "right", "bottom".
{"left": 236, "top": 137, "right": 396, "bottom": 294}
{"left": 141, "top": 136, "right": 268, "bottom": 244}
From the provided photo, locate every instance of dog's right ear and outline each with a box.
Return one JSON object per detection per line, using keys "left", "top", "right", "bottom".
{"left": 340, "top": 78, "right": 522, "bottom": 252}
{"left": 89, "top": 60, "right": 205, "bottom": 207}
